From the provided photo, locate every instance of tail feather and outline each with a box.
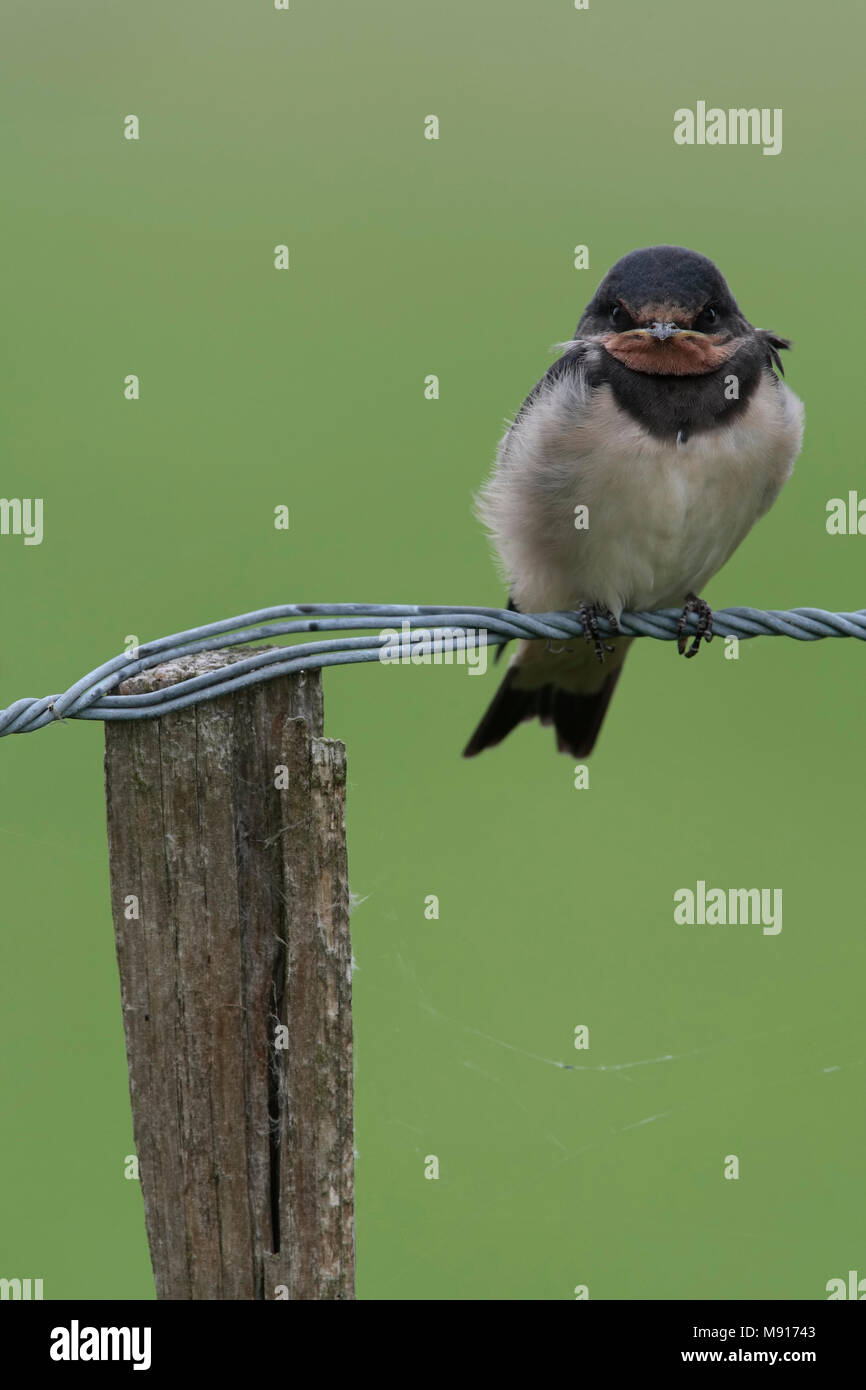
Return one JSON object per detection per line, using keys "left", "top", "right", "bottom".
{"left": 463, "top": 663, "right": 624, "bottom": 759}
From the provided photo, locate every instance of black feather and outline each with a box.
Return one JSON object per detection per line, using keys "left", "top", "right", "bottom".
{"left": 493, "top": 595, "right": 519, "bottom": 665}
{"left": 759, "top": 330, "right": 792, "bottom": 377}
{"left": 463, "top": 663, "right": 625, "bottom": 759}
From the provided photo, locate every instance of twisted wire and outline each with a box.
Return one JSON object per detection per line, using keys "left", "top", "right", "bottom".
{"left": 1, "top": 602, "right": 862, "bottom": 736}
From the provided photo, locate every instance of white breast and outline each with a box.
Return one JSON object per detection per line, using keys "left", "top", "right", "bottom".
{"left": 477, "top": 368, "right": 804, "bottom": 617}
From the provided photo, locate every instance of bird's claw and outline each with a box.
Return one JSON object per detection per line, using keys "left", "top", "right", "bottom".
{"left": 577, "top": 602, "right": 618, "bottom": 663}
{"left": 677, "top": 592, "right": 713, "bottom": 658}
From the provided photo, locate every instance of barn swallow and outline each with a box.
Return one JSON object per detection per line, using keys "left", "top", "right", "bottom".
{"left": 464, "top": 245, "right": 804, "bottom": 758}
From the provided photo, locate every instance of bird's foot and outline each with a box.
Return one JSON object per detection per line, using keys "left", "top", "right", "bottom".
{"left": 577, "top": 602, "right": 619, "bottom": 663}
{"left": 677, "top": 592, "right": 713, "bottom": 658}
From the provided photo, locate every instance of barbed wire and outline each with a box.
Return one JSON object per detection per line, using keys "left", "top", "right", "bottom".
{"left": 1, "top": 602, "right": 863, "bottom": 737}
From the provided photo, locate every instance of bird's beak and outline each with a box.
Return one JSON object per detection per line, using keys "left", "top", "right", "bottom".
{"left": 625, "top": 321, "right": 706, "bottom": 342}
{"left": 648, "top": 321, "right": 682, "bottom": 341}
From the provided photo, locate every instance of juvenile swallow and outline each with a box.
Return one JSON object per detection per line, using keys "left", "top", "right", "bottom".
{"left": 464, "top": 245, "right": 804, "bottom": 758}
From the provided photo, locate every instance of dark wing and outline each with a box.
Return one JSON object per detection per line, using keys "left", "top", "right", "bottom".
{"left": 757, "top": 330, "right": 792, "bottom": 377}
{"left": 493, "top": 594, "right": 519, "bottom": 664}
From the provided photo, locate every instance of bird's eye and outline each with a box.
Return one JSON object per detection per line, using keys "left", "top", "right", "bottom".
{"left": 609, "top": 305, "right": 630, "bottom": 328}
{"left": 696, "top": 305, "right": 719, "bottom": 329}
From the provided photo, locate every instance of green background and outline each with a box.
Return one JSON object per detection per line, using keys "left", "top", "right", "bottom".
{"left": 1, "top": 0, "right": 863, "bottom": 1300}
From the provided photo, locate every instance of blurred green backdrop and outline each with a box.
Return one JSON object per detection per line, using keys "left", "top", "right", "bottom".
{"left": 1, "top": 0, "right": 863, "bottom": 1300}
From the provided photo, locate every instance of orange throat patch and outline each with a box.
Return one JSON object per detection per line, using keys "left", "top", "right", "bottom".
{"left": 602, "top": 331, "right": 738, "bottom": 377}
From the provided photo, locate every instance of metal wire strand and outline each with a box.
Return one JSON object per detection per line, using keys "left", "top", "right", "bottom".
{"left": 1, "top": 602, "right": 863, "bottom": 736}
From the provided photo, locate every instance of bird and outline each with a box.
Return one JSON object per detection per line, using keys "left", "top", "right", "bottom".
{"left": 463, "top": 244, "right": 804, "bottom": 759}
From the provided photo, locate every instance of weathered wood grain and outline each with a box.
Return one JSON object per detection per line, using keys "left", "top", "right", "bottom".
{"left": 104, "top": 651, "right": 353, "bottom": 1299}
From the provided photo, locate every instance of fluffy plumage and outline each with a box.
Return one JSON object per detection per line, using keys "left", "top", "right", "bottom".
{"left": 464, "top": 246, "right": 805, "bottom": 758}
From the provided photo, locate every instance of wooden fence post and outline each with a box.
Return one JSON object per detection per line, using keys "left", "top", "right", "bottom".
{"left": 103, "top": 649, "right": 354, "bottom": 1300}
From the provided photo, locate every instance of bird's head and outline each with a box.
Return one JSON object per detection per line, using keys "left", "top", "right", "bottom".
{"left": 577, "top": 245, "right": 786, "bottom": 377}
